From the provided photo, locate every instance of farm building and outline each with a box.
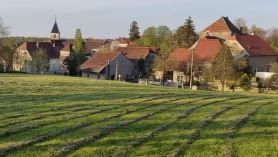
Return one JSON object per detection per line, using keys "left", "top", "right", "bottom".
{"left": 200, "top": 16, "right": 277, "bottom": 72}
{"left": 155, "top": 36, "right": 222, "bottom": 82}
{"left": 156, "top": 17, "right": 277, "bottom": 83}
{"left": 117, "top": 46, "right": 156, "bottom": 76}
{"left": 79, "top": 52, "right": 134, "bottom": 80}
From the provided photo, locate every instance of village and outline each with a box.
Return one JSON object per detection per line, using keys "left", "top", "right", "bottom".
{"left": 1, "top": 16, "right": 278, "bottom": 92}
{"left": 1, "top": 1, "right": 278, "bottom": 156}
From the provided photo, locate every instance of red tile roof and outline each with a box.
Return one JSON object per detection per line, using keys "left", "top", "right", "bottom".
{"left": 194, "top": 37, "right": 223, "bottom": 62}
{"left": 169, "top": 37, "right": 222, "bottom": 63}
{"left": 79, "top": 52, "right": 121, "bottom": 73}
{"left": 168, "top": 48, "right": 190, "bottom": 62}
{"left": 117, "top": 46, "right": 155, "bottom": 60}
{"left": 17, "top": 42, "right": 60, "bottom": 59}
{"left": 235, "top": 35, "right": 277, "bottom": 56}
{"left": 202, "top": 17, "right": 241, "bottom": 34}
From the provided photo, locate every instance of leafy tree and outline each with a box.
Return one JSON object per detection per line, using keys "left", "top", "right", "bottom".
{"left": 152, "top": 35, "right": 177, "bottom": 81}
{"left": 67, "top": 29, "right": 86, "bottom": 76}
{"left": 202, "top": 64, "right": 214, "bottom": 82}
{"left": 267, "top": 28, "right": 278, "bottom": 52}
{"left": 156, "top": 26, "right": 172, "bottom": 46}
{"left": 29, "top": 49, "right": 49, "bottom": 73}
{"left": 250, "top": 25, "right": 266, "bottom": 39}
{"left": 66, "top": 51, "right": 86, "bottom": 76}
{"left": 129, "top": 21, "right": 140, "bottom": 41}
{"left": 134, "top": 25, "right": 171, "bottom": 48}
{"left": 271, "top": 62, "right": 278, "bottom": 73}
{"left": 212, "top": 45, "right": 235, "bottom": 92}
{"left": 141, "top": 27, "right": 158, "bottom": 47}
{"left": 174, "top": 16, "right": 198, "bottom": 48}
{"left": 234, "top": 17, "right": 249, "bottom": 34}
{"left": 240, "top": 73, "right": 252, "bottom": 91}
{"left": 266, "top": 74, "right": 278, "bottom": 90}
{"left": 73, "top": 29, "right": 85, "bottom": 53}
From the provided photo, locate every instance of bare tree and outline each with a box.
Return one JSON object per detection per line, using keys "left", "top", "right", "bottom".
{"left": 234, "top": 17, "right": 249, "bottom": 34}
{"left": 250, "top": 25, "right": 266, "bottom": 39}
{"left": 0, "top": 18, "right": 9, "bottom": 37}
{"left": 30, "top": 49, "right": 49, "bottom": 73}
{"left": 234, "top": 17, "right": 247, "bottom": 28}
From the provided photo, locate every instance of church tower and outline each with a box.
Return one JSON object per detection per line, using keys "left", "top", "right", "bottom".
{"left": 50, "top": 19, "right": 60, "bottom": 41}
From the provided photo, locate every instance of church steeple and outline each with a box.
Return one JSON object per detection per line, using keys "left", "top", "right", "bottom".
{"left": 51, "top": 18, "right": 60, "bottom": 40}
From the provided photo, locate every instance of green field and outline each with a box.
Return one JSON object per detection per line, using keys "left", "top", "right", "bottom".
{"left": 0, "top": 74, "right": 277, "bottom": 157}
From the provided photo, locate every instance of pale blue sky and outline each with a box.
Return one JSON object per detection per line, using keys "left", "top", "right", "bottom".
{"left": 0, "top": 0, "right": 277, "bottom": 38}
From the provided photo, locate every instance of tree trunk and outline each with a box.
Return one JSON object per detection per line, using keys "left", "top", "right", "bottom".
{"left": 221, "top": 80, "right": 225, "bottom": 92}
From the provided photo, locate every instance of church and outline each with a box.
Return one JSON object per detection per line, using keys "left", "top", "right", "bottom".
{"left": 14, "top": 20, "right": 110, "bottom": 74}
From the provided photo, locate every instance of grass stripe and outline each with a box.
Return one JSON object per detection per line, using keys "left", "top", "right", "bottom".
{"left": 52, "top": 96, "right": 239, "bottom": 157}
{"left": 0, "top": 94, "right": 209, "bottom": 156}
{"left": 169, "top": 98, "right": 265, "bottom": 157}
{"left": 221, "top": 101, "right": 275, "bottom": 157}
{"left": 112, "top": 97, "right": 254, "bottom": 156}
{"left": 0, "top": 93, "right": 173, "bottom": 128}
{"left": 0, "top": 93, "right": 171, "bottom": 122}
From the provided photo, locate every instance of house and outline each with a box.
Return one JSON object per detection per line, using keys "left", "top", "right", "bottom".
{"left": 160, "top": 16, "right": 277, "bottom": 83}
{"left": 117, "top": 46, "right": 156, "bottom": 76}
{"left": 157, "top": 37, "right": 223, "bottom": 82}
{"left": 231, "top": 34, "right": 277, "bottom": 72}
{"left": 200, "top": 16, "right": 241, "bottom": 40}
{"left": 15, "top": 20, "right": 111, "bottom": 74}
{"left": 201, "top": 17, "right": 277, "bottom": 72}
{"left": 0, "top": 57, "right": 7, "bottom": 72}
{"left": 15, "top": 42, "right": 60, "bottom": 73}
{"left": 79, "top": 52, "right": 134, "bottom": 80}
{"left": 116, "top": 37, "right": 129, "bottom": 48}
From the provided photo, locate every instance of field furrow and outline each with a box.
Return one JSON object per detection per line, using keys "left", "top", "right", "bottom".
{"left": 0, "top": 94, "right": 206, "bottom": 156}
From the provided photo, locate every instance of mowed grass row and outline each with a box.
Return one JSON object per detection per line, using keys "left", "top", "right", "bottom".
{"left": 0, "top": 73, "right": 277, "bottom": 157}
{"left": 1, "top": 94, "right": 218, "bottom": 156}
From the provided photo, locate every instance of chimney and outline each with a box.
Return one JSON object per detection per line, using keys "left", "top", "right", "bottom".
{"left": 240, "top": 27, "right": 243, "bottom": 34}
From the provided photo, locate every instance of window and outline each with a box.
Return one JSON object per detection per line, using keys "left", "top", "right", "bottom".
{"left": 267, "top": 65, "right": 272, "bottom": 72}
{"left": 177, "top": 76, "right": 183, "bottom": 82}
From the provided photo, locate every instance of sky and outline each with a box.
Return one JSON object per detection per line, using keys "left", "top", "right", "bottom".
{"left": 0, "top": 0, "right": 278, "bottom": 39}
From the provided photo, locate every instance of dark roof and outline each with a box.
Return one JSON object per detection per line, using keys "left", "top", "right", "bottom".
{"left": 61, "top": 40, "right": 109, "bottom": 52}
{"left": 17, "top": 42, "right": 60, "bottom": 59}
{"left": 235, "top": 34, "right": 277, "bottom": 56}
{"left": 79, "top": 52, "right": 121, "bottom": 73}
{"left": 117, "top": 46, "right": 155, "bottom": 60}
{"left": 202, "top": 17, "right": 241, "bottom": 34}
{"left": 51, "top": 21, "right": 60, "bottom": 34}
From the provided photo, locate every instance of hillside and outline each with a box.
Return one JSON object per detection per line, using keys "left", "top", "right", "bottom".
{"left": 0, "top": 74, "right": 277, "bottom": 157}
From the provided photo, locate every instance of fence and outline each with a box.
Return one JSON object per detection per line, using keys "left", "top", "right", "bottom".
{"left": 138, "top": 79, "right": 188, "bottom": 88}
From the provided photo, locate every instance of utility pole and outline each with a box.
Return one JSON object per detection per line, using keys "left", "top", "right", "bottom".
{"left": 189, "top": 48, "right": 194, "bottom": 90}
{"left": 115, "top": 59, "right": 118, "bottom": 80}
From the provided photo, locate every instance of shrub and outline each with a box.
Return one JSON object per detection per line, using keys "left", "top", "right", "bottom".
{"left": 266, "top": 74, "right": 278, "bottom": 90}
{"left": 240, "top": 73, "right": 252, "bottom": 91}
